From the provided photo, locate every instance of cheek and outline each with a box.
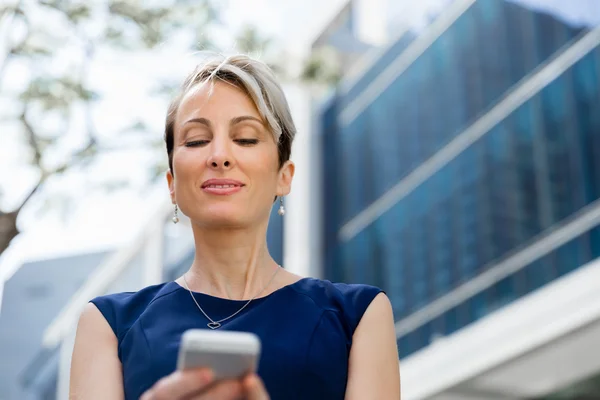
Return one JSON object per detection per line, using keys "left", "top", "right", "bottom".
{"left": 242, "top": 152, "right": 279, "bottom": 183}
{"left": 173, "top": 149, "right": 206, "bottom": 177}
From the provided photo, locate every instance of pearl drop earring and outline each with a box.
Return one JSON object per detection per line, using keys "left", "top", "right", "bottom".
{"left": 173, "top": 204, "right": 180, "bottom": 224}
{"left": 277, "top": 197, "right": 285, "bottom": 216}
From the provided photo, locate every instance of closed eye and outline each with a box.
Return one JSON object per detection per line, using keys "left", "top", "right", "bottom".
{"left": 185, "top": 140, "right": 209, "bottom": 147}
{"left": 235, "top": 139, "right": 259, "bottom": 146}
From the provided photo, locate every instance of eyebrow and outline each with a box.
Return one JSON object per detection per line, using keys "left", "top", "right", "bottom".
{"left": 183, "top": 116, "right": 264, "bottom": 128}
{"left": 229, "top": 116, "right": 264, "bottom": 127}
{"left": 184, "top": 117, "right": 211, "bottom": 127}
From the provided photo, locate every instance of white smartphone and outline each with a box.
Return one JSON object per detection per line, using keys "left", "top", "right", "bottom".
{"left": 177, "top": 329, "right": 261, "bottom": 381}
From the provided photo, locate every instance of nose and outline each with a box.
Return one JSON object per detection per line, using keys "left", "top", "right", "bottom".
{"left": 206, "top": 138, "right": 234, "bottom": 170}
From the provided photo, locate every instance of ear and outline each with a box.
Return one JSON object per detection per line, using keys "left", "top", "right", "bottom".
{"left": 276, "top": 160, "right": 295, "bottom": 197}
{"left": 166, "top": 169, "right": 176, "bottom": 204}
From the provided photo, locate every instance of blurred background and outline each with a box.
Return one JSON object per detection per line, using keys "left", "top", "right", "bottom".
{"left": 1, "top": 0, "right": 599, "bottom": 399}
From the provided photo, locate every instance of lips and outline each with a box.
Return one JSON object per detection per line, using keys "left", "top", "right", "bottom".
{"left": 201, "top": 179, "right": 244, "bottom": 188}
{"left": 201, "top": 179, "right": 245, "bottom": 195}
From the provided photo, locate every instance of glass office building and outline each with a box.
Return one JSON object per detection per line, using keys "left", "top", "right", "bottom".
{"left": 320, "top": 0, "right": 600, "bottom": 364}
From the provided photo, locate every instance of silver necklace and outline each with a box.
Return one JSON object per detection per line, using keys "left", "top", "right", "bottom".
{"left": 182, "top": 266, "right": 281, "bottom": 329}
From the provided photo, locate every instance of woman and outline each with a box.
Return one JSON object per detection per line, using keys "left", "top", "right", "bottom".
{"left": 70, "top": 54, "right": 401, "bottom": 399}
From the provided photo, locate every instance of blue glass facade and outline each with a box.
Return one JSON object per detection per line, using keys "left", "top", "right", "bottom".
{"left": 321, "top": 0, "right": 600, "bottom": 358}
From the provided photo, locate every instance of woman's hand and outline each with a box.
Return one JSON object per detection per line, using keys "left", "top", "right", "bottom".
{"left": 140, "top": 368, "right": 270, "bottom": 400}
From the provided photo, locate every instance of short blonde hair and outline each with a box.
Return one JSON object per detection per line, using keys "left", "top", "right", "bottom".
{"left": 164, "top": 54, "right": 296, "bottom": 173}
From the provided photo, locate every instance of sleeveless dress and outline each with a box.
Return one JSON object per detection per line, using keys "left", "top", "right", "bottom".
{"left": 90, "top": 277, "right": 383, "bottom": 400}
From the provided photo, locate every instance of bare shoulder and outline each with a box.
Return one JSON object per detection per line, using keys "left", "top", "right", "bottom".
{"left": 78, "top": 302, "right": 113, "bottom": 333}
{"left": 364, "top": 292, "right": 394, "bottom": 320}
{"left": 355, "top": 293, "right": 396, "bottom": 343}
{"left": 74, "top": 302, "right": 118, "bottom": 348}
{"left": 346, "top": 293, "right": 401, "bottom": 400}
{"left": 70, "top": 303, "right": 124, "bottom": 400}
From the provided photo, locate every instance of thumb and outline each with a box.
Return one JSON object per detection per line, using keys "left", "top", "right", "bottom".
{"left": 243, "top": 374, "right": 270, "bottom": 400}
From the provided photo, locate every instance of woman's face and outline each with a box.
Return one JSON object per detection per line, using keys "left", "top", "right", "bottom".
{"left": 167, "top": 81, "right": 294, "bottom": 229}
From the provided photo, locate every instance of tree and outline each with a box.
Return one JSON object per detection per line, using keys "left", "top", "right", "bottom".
{"left": 300, "top": 47, "right": 342, "bottom": 86}
{"left": 0, "top": 0, "right": 221, "bottom": 258}
{"left": 233, "top": 24, "right": 342, "bottom": 86}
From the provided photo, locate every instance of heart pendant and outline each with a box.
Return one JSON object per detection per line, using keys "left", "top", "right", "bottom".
{"left": 207, "top": 322, "right": 221, "bottom": 329}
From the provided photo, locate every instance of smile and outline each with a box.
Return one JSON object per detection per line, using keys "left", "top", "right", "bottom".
{"left": 201, "top": 179, "right": 245, "bottom": 195}
{"left": 204, "top": 184, "right": 239, "bottom": 188}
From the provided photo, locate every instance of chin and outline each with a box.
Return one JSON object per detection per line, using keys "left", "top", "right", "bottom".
{"left": 202, "top": 216, "right": 248, "bottom": 229}
{"left": 195, "top": 207, "right": 250, "bottom": 229}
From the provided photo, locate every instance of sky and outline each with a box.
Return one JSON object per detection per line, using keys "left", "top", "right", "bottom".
{"left": 224, "top": 0, "right": 349, "bottom": 51}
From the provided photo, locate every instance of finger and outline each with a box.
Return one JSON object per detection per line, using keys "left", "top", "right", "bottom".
{"left": 141, "top": 368, "right": 213, "bottom": 400}
{"left": 191, "top": 379, "right": 244, "bottom": 400}
{"left": 243, "top": 374, "right": 270, "bottom": 400}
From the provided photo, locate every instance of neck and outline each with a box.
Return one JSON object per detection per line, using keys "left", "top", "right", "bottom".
{"left": 186, "top": 222, "right": 278, "bottom": 300}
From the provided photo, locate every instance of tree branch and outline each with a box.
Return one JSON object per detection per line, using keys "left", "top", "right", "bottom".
{"left": 0, "top": 210, "right": 19, "bottom": 256}
{"left": 19, "top": 111, "right": 44, "bottom": 171}
{"left": 15, "top": 179, "right": 44, "bottom": 213}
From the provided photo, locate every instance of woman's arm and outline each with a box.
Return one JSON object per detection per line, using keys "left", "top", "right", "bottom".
{"left": 345, "top": 293, "right": 401, "bottom": 400}
{"left": 69, "top": 303, "right": 125, "bottom": 400}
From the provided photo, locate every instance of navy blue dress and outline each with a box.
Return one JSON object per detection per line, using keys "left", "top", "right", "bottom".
{"left": 90, "top": 277, "right": 382, "bottom": 400}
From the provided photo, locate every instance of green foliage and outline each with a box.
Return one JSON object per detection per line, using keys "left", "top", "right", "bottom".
{"left": 300, "top": 48, "right": 342, "bottom": 86}
{"left": 39, "top": 0, "right": 91, "bottom": 24}
{"left": 236, "top": 25, "right": 271, "bottom": 55}
{"left": 19, "top": 77, "right": 98, "bottom": 111}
